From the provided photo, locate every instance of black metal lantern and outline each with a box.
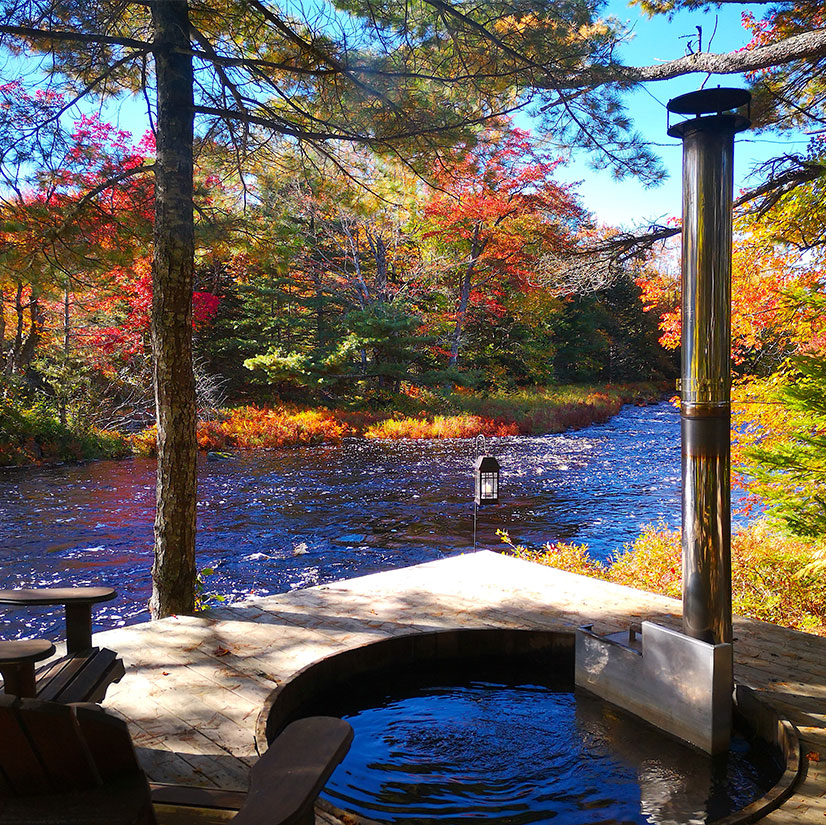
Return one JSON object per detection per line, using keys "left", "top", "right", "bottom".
{"left": 474, "top": 454, "right": 500, "bottom": 506}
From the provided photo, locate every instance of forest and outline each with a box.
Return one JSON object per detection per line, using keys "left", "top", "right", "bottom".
{"left": 0, "top": 108, "right": 672, "bottom": 443}
{"left": 0, "top": 0, "right": 824, "bottom": 622}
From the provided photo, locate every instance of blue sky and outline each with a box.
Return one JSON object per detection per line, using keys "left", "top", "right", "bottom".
{"left": 554, "top": 0, "right": 809, "bottom": 227}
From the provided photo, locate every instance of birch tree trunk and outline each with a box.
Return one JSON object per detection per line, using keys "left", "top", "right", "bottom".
{"left": 149, "top": 0, "right": 197, "bottom": 619}
{"left": 0, "top": 288, "right": 5, "bottom": 363}
{"left": 448, "top": 224, "right": 484, "bottom": 369}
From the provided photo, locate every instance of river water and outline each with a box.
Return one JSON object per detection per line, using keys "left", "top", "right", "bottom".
{"left": 1, "top": 402, "right": 699, "bottom": 638}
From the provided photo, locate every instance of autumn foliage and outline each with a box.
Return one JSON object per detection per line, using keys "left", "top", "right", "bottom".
{"left": 636, "top": 223, "right": 823, "bottom": 367}
{"left": 502, "top": 521, "right": 826, "bottom": 635}
{"left": 422, "top": 127, "right": 585, "bottom": 369}
{"left": 365, "top": 414, "right": 518, "bottom": 439}
{"left": 125, "top": 383, "right": 660, "bottom": 455}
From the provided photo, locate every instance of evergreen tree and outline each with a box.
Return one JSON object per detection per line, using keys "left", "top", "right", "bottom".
{"left": 741, "top": 286, "right": 826, "bottom": 544}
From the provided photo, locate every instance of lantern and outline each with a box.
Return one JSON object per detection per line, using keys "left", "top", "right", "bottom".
{"left": 474, "top": 455, "right": 500, "bottom": 505}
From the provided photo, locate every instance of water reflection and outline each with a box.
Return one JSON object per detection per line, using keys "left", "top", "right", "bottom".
{"left": 1, "top": 402, "right": 708, "bottom": 638}
{"left": 321, "top": 681, "right": 778, "bottom": 824}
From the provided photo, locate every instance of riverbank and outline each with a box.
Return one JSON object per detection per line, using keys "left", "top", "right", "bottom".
{"left": 136, "top": 382, "right": 663, "bottom": 456}
{"left": 501, "top": 520, "right": 826, "bottom": 636}
{"left": 0, "top": 382, "right": 662, "bottom": 465}
{"left": 0, "top": 402, "right": 131, "bottom": 467}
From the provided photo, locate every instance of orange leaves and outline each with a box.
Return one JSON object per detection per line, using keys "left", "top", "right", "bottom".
{"left": 133, "top": 406, "right": 351, "bottom": 455}
{"left": 637, "top": 225, "right": 824, "bottom": 363}
{"left": 134, "top": 406, "right": 515, "bottom": 450}
{"left": 422, "top": 125, "right": 584, "bottom": 279}
{"left": 196, "top": 405, "right": 350, "bottom": 451}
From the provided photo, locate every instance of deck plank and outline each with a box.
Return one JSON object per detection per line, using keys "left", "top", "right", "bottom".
{"left": 94, "top": 551, "right": 826, "bottom": 823}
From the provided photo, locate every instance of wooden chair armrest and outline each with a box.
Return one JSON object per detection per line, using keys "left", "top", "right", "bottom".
{"left": 232, "top": 716, "right": 353, "bottom": 825}
{"left": 0, "top": 639, "right": 55, "bottom": 665}
{"left": 0, "top": 587, "right": 116, "bottom": 607}
{"left": 0, "top": 639, "right": 55, "bottom": 697}
{"left": 0, "top": 587, "right": 117, "bottom": 653}
{"left": 69, "top": 701, "right": 105, "bottom": 712}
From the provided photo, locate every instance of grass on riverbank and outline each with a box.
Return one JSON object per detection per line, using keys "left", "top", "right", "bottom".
{"left": 168, "top": 382, "right": 659, "bottom": 453}
{"left": 500, "top": 521, "right": 826, "bottom": 636}
{"left": 364, "top": 414, "right": 519, "bottom": 439}
{"left": 444, "top": 383, "right": 661, "bottom": 435}
{"left": 0, "top": 402, "right": 130, "bottom": 467}
{"left": 2, "top": 383, "right": 662, "bottom": 462}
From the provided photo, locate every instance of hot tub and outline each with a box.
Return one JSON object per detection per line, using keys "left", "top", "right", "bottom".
{"left": 256, "top": 628, "right": 801, "bottom": 824}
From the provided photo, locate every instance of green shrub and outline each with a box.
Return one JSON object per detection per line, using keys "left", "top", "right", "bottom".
{"left": 0, "top": 402, "right": 130, "bottom": 466}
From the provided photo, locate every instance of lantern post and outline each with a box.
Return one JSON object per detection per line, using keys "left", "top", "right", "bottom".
{"left": 472, "top": 435, "right": 500, "bottom": 551}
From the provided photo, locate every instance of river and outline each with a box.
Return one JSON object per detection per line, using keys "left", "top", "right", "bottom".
{"left": 1, "top": 401, "right": 710, "bottom": 638}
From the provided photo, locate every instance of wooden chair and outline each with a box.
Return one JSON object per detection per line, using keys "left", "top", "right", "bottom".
{"left": 0, "top": 694, "right": 353, "bottom": 825}
{"left": 0, "top": 587, "right": 125, "bottom": 703}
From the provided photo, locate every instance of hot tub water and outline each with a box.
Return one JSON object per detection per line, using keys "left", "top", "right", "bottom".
{"left": 322, "top": 678, "right": 781, "bottom": 825}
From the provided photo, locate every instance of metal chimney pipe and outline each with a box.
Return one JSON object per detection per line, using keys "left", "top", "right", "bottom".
{"left": 667, "top": 89, "right": 750, "bottom": 646}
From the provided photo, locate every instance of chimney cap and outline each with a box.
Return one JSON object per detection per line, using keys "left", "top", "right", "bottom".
{"left": 667, "top": 87, "right": 750, "bottom": 116}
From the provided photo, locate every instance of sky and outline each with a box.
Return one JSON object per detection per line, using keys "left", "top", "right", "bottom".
{"left": 553, "top": 0, "right": 810, "bottom": 228}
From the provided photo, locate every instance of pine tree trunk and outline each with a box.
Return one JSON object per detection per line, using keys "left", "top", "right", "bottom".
{"left": 19, "top": 287, "right": 42, "bottom": 376}
{"left": 149, "top": 0, "right": 197, "bottom": 619}
{"left": 59, "top": 288, "right": 69, "bottom": 426}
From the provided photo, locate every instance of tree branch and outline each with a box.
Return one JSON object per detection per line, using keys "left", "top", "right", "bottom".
{"left": 49, "top": 163, "right": 155, "bottom": 237}
{"left": 601, "top": 28, "right": 826, "bottom": 85}
{"left": 192, "top": 103, "right": 512, "bottom": 143}
{"left": 0, "top": 24, "right": 148, "bottom": 50}
{"left": 734, "top": 158, "right": 826, "bottom": 214}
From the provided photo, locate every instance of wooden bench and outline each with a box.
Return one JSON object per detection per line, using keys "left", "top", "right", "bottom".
{"left": 0, "top": 694, "right": 353, "bottom": 825}
{"left": 0, "top": 587, "right": 125, "bottom": 703}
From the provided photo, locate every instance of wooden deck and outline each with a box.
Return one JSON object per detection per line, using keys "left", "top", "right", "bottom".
{"left": 97, "top": 550, "right": 826, "bottom": 823}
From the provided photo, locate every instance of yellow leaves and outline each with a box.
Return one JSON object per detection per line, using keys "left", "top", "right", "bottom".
{"left": 492, "top": 12, "right": 611, "bottom": 44}
{"left": 503, "top": 519, "right": 826, "bottom": 635}
{"left": 364, "top": 414, "right": 518, "bottom": 439}
{"left": 573, "top": 21, "right": 613, "bottom": 41}
{"left": 493, "top": 13, "right": 543, "bottom": 36}
{"left": 629, "top": 0, "right": 677, "bottom": 18}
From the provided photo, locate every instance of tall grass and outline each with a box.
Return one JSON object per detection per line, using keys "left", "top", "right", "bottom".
{"left": 501, "top": 521, "right": 826, "bottom": 635}
{"left": 365, "top": 382, "right": 661, "bottom": 440}
{"left": 447, "top": 383, "right": 661, "bottom": 435}
{"left": 365, "top": 414, "right": 518, "bottom": 439}
{"left": 128, "top": 383, "right": 661, "bottom": 453}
